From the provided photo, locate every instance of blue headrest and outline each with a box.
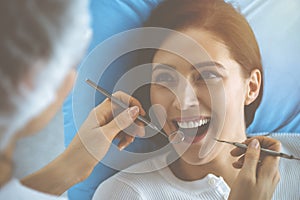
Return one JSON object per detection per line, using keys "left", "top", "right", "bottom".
{"left": 63, "top": 1, "right": 163, "bottom": 199}
{"left": 236, "top": 0, "right": 300, "bottom": 133}
{"left": 63, "top": 0, "right": 300, "bottom": 199}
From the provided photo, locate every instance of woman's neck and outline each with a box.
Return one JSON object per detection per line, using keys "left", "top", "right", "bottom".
{"left": 169, "top": 134, "right": 247, "bottom": 187}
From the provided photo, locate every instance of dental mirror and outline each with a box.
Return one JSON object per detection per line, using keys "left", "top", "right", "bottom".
{"left": 168, "top": 130, "right": 185, "bottom": 144}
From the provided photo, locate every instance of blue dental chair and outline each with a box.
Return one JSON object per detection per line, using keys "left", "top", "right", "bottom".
{"left": 63, "top": 0, "right": 300, "bottom": 199}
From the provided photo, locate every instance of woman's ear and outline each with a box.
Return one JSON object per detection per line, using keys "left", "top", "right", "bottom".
{"left": 245, "top": 69, "right": 261, "bottom": 105}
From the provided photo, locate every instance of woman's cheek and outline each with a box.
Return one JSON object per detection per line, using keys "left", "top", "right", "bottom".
{"left": 150, "top": 86, "right": 173, "bottom": 128}
{"left": 151, "top": 85, "right": 174, "bottom": 105}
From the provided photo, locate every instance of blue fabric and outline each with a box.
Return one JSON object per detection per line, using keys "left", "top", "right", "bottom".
{"left": 232, "top": 0, "right": 300, "bottom": 133}
{"left": 63, "top": 0, "right": 300, "bottom": 199}
{"left": 63, "top": 0, "right": 163, "bottom": 199}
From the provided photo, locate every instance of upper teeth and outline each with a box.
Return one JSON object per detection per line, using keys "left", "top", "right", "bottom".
{"left": 177, "top": 119, "right": 210, "bottom": 129}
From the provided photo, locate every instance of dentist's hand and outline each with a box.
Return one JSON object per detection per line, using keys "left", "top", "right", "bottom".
{"left": 229, "top": 136, "right": 281, "bottom": 200}
{"left": 21, "top": 91, "right": 146, "bottom": 195}
{"left": 65, "top": 91, "right": 146, "bottom": 179}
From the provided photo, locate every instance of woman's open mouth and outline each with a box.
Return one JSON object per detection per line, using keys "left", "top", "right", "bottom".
{"left": 174, "top": 117, "right": 210, "bottom": 144}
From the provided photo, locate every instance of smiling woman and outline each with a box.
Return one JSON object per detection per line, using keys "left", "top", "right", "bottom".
{"left": 149, "top": 28, "right": 261, "bottom": 165}
{"left": 92, "top": 0, "right": 281, "bottom": 199}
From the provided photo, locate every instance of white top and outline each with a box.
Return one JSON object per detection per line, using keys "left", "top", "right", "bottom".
{"left": 93, "top": 133, "right": 300, "bottom": 200}
{"left": 93, "top": 154, "right": 230, "bottom": 200}
{"left": 0, "top": 178, "right": 67, "bottom": 200}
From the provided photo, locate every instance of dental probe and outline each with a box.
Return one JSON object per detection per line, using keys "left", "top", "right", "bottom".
{"left": 215, "top": 138, "right": 300, "bottom": 161}
{"left": 85, "top": 79, "right": 175, "bottom": 141}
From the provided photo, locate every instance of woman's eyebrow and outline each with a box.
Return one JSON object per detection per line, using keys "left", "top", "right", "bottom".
{"left": 192, "top": 61, "right": 225, "bottom": 70}
{"left": 152, "top": 61, "right": 225, "bottom": 72}
{"left": 152, "top": 64, "right": 176, "bottom": 72}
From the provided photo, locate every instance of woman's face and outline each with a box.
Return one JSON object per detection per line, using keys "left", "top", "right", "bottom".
{"left": 150, "top": 29, "right": 254, "bottom": 165}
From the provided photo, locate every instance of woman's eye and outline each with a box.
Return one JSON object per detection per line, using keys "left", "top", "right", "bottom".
{"left": 197, "top": 71, "right": 220, "bottom": 80}
{"left": 154, "top": 73, "right": 175, "bottom": 83}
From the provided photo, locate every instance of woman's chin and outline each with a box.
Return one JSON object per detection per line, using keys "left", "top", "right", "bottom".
{"left": 173, "top": 143, "right": 215, "bottom": 166}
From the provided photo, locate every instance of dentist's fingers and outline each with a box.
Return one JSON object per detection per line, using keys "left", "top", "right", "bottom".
{"left": 75, "top": 105, "right": 142, "bottom": 162}
{"left": 230, "top": 145, "right": 246, "bottom": 157}
{"left": 134, "top": 120, "right": 146, "bottom": 137}
{"left": 93, "top": 91, "right": 146, "bottom": 127}
{"left": 117, "top": 134, "right": 135, "bottom": 151}
{"left": 238, "top": 139, "right": 261, "bottom": 179}
{"left": 257, "top": 141, "right": 281, "bottom": 183}
{"left": 232, "top": 155, "right": 245, "bottom": 169}
{"left": 231, "top": 136, "right": 279, "bottom": 157}
{"left": 69, "top": 92, "right": 147, "bottom": 172}
{"left": 114, "top": 121, "right": 145, "bottom": 150}
{"left": 113, "top": 91, "right": 146, "bottom": 116}
{"left": 229, "top": 137, "right": 281, "bottom": 200}
{"left": 98, "top": 106, "right": 140, "bottom": 142}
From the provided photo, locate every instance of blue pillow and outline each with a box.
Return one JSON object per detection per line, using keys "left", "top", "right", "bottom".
{"left": 63, "top": 0, "right": 163, "bottom": 199}
{"left": 63, "top": 0, "right": 300, "bottom": 199}
{"left": 232, "top": 0, "right": 300, "bottom": 133}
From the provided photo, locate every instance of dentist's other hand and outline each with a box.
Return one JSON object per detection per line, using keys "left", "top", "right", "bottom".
{"left": 229, "top": 136, "right": 281, "bottom": 200}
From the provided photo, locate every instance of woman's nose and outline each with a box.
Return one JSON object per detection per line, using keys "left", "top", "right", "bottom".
{"left": 173, "top": 81, "right": 199, "bottom": 110}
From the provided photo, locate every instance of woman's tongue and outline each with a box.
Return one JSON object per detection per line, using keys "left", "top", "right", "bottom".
{"left": 181, "top": 123, "right": 210, "bottom": 143}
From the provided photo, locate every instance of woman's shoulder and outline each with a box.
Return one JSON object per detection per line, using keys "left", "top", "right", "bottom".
{"left": 266, "top": 133, "right": 300, "bottom": 199}
{"left": 250, "top": 132, "right": 300, "bottom": 149}
{"left": 267, "top": 133, "right": 300, "bottom": 154}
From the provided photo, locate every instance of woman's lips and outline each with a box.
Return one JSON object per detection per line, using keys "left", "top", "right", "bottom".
{"left": 183, "top": 129, "right": 208, "bottom": 143}
{"left": 171, "top": 116, "right": 211, "bottom": 144}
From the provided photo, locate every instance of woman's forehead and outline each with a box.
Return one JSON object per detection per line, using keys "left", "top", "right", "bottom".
{"left": 152, "top": 29, "right": 237, "bottom": 71}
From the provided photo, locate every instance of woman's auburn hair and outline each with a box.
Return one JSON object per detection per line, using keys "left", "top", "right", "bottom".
{"left": 144, "top": 0, "right": 263, "bottom": 127}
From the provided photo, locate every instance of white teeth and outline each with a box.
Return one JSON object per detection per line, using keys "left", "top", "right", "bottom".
{"left": 177, "top": 119, "right": 210, "bottom": 129}
{"left": 188, "top": 122, "right": 194, "bottom": 128}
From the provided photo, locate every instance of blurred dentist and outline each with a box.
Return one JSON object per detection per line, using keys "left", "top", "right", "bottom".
{"left": 0, "top": 0, "right": 145, "bottom": 199}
